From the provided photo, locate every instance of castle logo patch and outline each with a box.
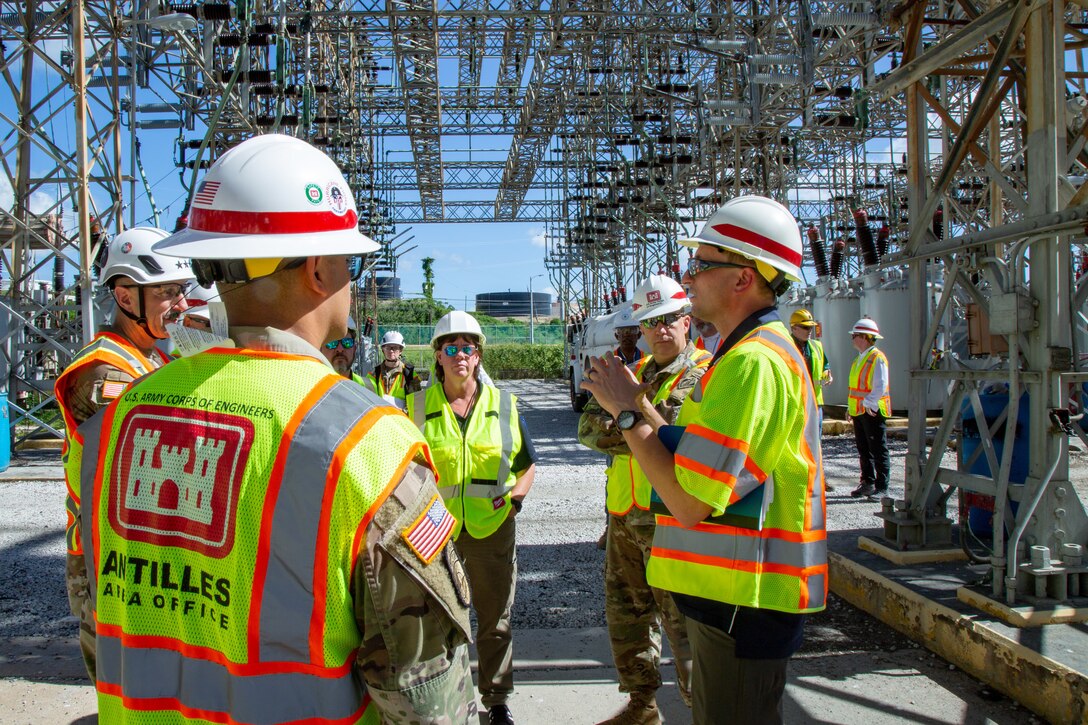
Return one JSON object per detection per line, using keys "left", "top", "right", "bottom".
{"left": 109, "top": 405, "right": 253, "bottom": 558}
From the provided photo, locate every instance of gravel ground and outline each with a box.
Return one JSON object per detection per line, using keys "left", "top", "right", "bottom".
{"left": 0, "top": 380, "right": 1039, "bottom": 723}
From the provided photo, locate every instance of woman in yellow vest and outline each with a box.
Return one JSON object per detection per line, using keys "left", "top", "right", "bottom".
{"left": 406, "top": 310, "right": 537, "bottom": 725}
{"left": 847, "top": 317, "right": 892, "bottom": 498}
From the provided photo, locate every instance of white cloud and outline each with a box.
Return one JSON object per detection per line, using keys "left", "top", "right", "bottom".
{"left": 529, "top": 227, "right": 546, "bottom": 248}
{"left": 0, "top": 175, "right": 12, "bottom": 211}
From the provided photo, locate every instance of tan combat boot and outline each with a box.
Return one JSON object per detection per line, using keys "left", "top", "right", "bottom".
{"left": 595, "top": 692, "right": 661, "bottom": 725}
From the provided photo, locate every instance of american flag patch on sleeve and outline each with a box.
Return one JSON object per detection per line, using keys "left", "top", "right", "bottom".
{"left": 402, "top": 495, "right": 456, "bottom": 564}
{"left": 100, "top": 380, "right": 127, "bottom": 400}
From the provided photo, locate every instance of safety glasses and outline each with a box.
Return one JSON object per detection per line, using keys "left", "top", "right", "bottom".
{"left": 686, "top": 257, "right": 755, "bottom": 277}
{"left": 118, "top": 281, "right": 193, "bottom": 300}
{"left": 443, "top": 344, "right": 477, "bottom": 357}
{"left": 640, "top": 312, "right": 686, "bottom": 329}
{"left": 325, "top": 337, "right": 356, "bottom": 350}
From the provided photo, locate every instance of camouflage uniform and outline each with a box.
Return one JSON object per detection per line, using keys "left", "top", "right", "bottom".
{"left": 578, "top": 342, "right": 708, "bottom": 707}
{"left": 57, "top": 326, "right": 169, "bottom": 680}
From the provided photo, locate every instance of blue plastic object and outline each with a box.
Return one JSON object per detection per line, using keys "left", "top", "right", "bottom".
{"left": 960, "top": 392, "right": 1028, "bottom": 538}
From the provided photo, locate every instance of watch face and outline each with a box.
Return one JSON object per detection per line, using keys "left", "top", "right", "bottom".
{"left": 618, "top": 410, "right": 636, "bottom": 430}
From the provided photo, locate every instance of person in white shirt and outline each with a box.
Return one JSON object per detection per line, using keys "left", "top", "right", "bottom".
{"left": 847, "top": 317, "right": 891, "bottom": 498}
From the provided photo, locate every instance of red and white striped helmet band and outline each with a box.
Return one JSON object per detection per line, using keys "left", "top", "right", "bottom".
{"left": 188, "top": 207, "right": 359, "bottom": 235}
{"left": 710, "top": 222, "right": 802, "bottom": 267}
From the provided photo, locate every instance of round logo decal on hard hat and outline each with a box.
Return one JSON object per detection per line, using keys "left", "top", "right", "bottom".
{"left": 326, "top": 183, "right": 348, "bottom": 216}
{"left": 120, "top": 242, "right": 132, "bottom": 254}
{"left": 305, "top": 183, "right": 323, "bottom": 205}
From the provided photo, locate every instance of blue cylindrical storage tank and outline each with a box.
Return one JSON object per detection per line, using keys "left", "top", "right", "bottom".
{"left": 0, "top": 393, "right": 9, "bottom": 472}
{"left": 960, "top": 392, "right": 1028, "bottom": 537}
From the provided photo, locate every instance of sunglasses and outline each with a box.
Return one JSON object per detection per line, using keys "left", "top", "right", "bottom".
{"left": 118, "top": 281, "right": 193, "bottom": 300}
{"left": 686, "top": 257, "right": 755, "bottom": 277}
{"left": 346, "top": 255, "right": 364, "bottom": 281}
{"left": 640, "top": 312, "right": 686, "bottom": 329}
{"left": 443, "top": 344, "right": 477, "bottom": 357}
{"left": 325, "top": 336, "right": 355, "bottom": 350}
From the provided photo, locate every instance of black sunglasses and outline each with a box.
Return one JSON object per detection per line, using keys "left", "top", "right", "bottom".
{"left": 347, "top": 255, "right": 364, "bottom": 281}
{"left": 325, "top": 337, "right": 355, "bottom": 350}
{"left": 640, "top": 312, "right": 686, "bottom": 329}
{"left": 686, "top": 257, "right": 755, "bottom": 277}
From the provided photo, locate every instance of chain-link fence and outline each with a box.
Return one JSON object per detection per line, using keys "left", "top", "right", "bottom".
{"left": 374, "top": 324, "right": 564, "bottom": 346}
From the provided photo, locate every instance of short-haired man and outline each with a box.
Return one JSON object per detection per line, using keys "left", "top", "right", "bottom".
{"left": 583, "top": 196, "right": 827, "bottom": 724}
{"left": 56, "top": 226, "right": 192, "bottom": 679}
{"left": 67, "top": 134, "right": 474, "bottom": 722}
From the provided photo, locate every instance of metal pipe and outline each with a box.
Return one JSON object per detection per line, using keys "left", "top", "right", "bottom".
{"left": 1005, "top": 429, "right": 1065, "bottom": 605}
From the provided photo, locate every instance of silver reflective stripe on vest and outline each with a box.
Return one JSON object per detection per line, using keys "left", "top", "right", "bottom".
{"left": 96, "top": 634, "right": 360, "bottom": 724}
{"left": 655, "top": 522, "right": 826, "bottom": 571}
{"left": 79, "top": 407, "right": 109, "bottom": 610}
{"left": 749, "top": 326, "right": 826, "bottom": 532}
{"left": 494, "top": 390, "right": 515, "bottom": 493}
{"left": 675, "top": 433, "right": 764, "bottom": 500}
{"left": 77, "top": 336, "right": 154, "bottom": 375}
{"left": 410, "top": 390, "right": 426, "bottom": 430}
{"left": 258, "top": 379, "right": 378, "bottom": 661}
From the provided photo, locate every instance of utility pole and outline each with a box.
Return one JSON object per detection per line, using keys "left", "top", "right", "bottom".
{"left": 529, "top": 274, "right": 543, "bottom": 345}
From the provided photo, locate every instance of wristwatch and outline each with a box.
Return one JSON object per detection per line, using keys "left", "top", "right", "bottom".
{"left": 616, "top": 410, "right": 643, "bottom": 431}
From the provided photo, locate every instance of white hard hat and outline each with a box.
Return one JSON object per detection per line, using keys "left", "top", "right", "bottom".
{"left": 630, "top": 274, "right": 690, "bottom": 321}
{"left": 183, "top": 283, "right": 218, "bottom": 320}
{"left": 153, "top": 134, "right": 379, "bottom": 259}
{"left": 97, "top": 227, "right": 193, "bottom": 286}
{"left": 678, "top": 195, "right": 803, "bottom": 292}
{"left": 381, "top": 330, "right": 405, "bottom": 347}
{"left": 346, "top": 316, "right": 357, "bottom": 333}
{"left": 613, "top": 303, "right": 639, "bottom": 329}
{"left": 850, "top": 317, "right": 883, "bottom": 339}
{"left": 430, "top": 310, "right": 486, "bottom": 346}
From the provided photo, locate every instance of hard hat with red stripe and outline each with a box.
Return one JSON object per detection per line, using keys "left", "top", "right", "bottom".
{"left": 153, "top": 134, "right": 379, "bottom": 262}
{"left": 849, "top": 317, "right": 883, "bottom": 339}
{"left": 678, "top": 195, "right": 803, "bottom": 295}
{"left": 630, "top": 274, "right": 691, "bottom": 321}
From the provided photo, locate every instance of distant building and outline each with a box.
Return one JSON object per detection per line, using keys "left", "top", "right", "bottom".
{"left": 475, "top": 291, "right": 552, "bottom": 318}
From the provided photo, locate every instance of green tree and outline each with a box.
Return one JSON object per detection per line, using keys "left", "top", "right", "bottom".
{"left": 421, "top": 257, "right": 435, "bottom": 303}
{"left": 378, "top": 298, "right": 452, "bottom": 325}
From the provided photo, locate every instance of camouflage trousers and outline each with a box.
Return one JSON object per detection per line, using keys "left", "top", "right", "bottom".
{"left": 605, "top": 512, "right": 692, "bottom": 705}
{"left": 65, "top": 552, "right": 96, "bottom": 681}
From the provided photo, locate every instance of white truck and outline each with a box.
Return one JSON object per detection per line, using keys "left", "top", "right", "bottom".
{"left": 565, "top": 304, "right": 641, "bottom": 412}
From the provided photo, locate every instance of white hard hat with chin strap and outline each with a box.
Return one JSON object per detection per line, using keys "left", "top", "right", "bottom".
{"left": 153, "top": 134, "right": 379, "bottom": 286}
{"left": 679, "top": 195, "right": 804, "bottom": 296}
{"left": 98, "top": 226, "right": 194, "bottom": 339}
{"left": 382, "top": 330, "right": 405, "bottom": 348}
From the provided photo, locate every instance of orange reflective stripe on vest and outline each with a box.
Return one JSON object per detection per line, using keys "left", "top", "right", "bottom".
{"left": 847, "top": 346, "right": 891, "bottom": 417}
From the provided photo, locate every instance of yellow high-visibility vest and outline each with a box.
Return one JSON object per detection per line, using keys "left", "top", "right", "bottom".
{"left": 75, "top": 347, "right": 428, "bottom": 723}
{"left": 407, "top": 383, "right": 522, "bottom": 539}
{"left": 647, "top": 321, "right": 828, "bottom": 615}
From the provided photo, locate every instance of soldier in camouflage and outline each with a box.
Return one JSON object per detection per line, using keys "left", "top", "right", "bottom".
{"left": 578, "top": 275, "right": 711, "bottom": 725}
{"left": 55, "top": 226, "right": 194, "bottom": 680}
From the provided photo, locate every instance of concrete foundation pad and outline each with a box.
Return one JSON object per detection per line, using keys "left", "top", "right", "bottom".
{"left": 957, "top": 585, "right": 1088, "bottom": 627}
{"left": 830, "top": 551, "right": 1088, "bottom": 724}
{"left": 858, "top": 535, "right": 968, "bottom": 564}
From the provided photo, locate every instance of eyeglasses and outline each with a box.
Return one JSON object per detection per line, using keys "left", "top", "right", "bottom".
{"left": 118, "top": 281, "right": 193, "bottom": 300}
{"left": 443, "top": 344, "right": 477, "bottom": 357}
{"left": 686, "top": 257, "right": 755, "bottom": 278}
{"left": 325, "top": 337, "right": 355, "bottom": 350}
{"left": 347, "top": 255, "right": 364, "bottom": 281}
{"left": 640, "top": 312, "right": 686, "bottom": 329}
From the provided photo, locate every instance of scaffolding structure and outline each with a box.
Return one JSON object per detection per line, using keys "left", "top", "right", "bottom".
{"left": 3, "top": 0, "right": 1088, "bottom": 609}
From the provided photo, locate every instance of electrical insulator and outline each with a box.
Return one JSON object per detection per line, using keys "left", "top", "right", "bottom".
{"left": 829, "top": 239, "right": 846, "bottom": 278}
{"left": 853, "top": 209, "right": 879, "bottom": 267}
{"left": 806, "top": 225, "right": 830, "bottom": 278}
{"left": 876, "top": 225, "right": 890, "bottom": 258}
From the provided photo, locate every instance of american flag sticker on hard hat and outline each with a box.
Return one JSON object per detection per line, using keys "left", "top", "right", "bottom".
{"left": 193, "top": 181, "right": 220, "bottom": 207}
{"left": 402, "top": 495, "right": 456, "bottom": 564}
